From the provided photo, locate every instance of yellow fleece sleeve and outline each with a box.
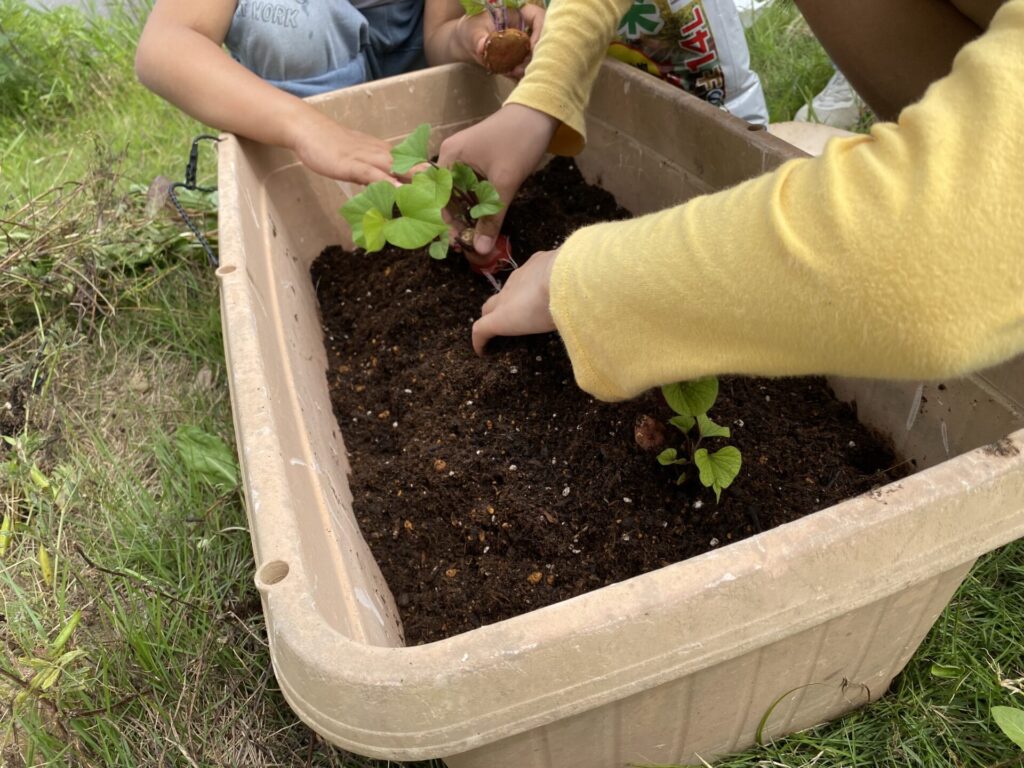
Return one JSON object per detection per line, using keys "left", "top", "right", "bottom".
{"left": 505, "top": 0, "right": 633, "bottom": 155}
{"left": 550, "top": 0, "right": 1024, "bottom": 401}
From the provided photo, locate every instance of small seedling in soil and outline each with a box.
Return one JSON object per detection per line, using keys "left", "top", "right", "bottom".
{"left": 340, "top": 124, "right": 508, "bottom": 273}
{"left": 652, "top": 377, "right": 742, "bottom": 502}
{"left": 461, "top": 0, "right": 533, "bottom": 74}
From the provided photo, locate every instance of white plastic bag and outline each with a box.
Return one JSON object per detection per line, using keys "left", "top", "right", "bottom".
{"left": 731, "top": 0, "right": 774, "bottom": 28}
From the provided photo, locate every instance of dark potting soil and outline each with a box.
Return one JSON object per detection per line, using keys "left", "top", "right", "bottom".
{"left": 311, "top": 157, "right": 906, "bottom": 645}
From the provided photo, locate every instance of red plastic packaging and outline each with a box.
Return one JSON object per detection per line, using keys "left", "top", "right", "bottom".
{"left": 468, "top": 235, "right": 514, "bottom": 275}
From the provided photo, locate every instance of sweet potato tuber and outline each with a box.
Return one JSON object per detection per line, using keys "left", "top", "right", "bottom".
{"left": 482, "top": 28, "right": 531, "bottom": 74}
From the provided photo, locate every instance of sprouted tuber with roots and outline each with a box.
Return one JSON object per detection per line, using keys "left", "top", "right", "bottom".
{"left": 637, "top": 377, "right": 743, "bottom": 503}
{"left": 462, "top": 0, "right": 533, "bottom": 74}
{"left": 340, "top": 124, "right": 514, "bottom": 287}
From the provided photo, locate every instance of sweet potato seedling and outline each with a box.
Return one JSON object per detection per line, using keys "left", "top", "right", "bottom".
{"left": 461, "top": 0, "right": 533, "bottom": 74}
{"left": 340, "top": 124, "right": 506, "bottom": 265}
{"left": 654, "top": 377, "right": 742, "bottom": 502}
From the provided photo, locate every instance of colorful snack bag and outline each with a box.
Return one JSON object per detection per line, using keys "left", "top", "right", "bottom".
{"left": 609, "top": 0, "right": 768, "bottom": 124}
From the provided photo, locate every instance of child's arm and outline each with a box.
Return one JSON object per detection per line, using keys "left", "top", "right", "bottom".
{"left": 438, "top": 0, "right": 627, "bottom": 254}
{"left": 474, "top": 3, "right": 1024, "bottom": 397}
{"left": 424, "top": 0, "right": 544, "bottom": 77}
{"left": 135, "top": 0, "right": 395, "bottom": 185}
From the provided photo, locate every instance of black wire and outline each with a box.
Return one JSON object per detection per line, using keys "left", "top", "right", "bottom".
{"left": 169, "top": 183, "right": 218, "bottom": 268}
{"left": 169, "top": 134, "right": 222, "bottom": 268}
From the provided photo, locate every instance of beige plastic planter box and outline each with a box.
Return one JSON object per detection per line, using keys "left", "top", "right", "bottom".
{"left": 216, "top": 62, "right": 1024, "bottom": 767}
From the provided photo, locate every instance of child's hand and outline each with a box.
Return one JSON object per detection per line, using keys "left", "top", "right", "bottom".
{"left": 439, "top": 103, "right": 557, "bottom": 256}
{"left": 290, "top": 113, "right": 397, "bottom": 185}
{"left": 457, "top": 3, "right": 545, "bottom": 78}
{"left": 510, "top": 4, "right": 545, "bottom": 78}
{"left": 472, "top": 248, "right": 558, "bottom": 354}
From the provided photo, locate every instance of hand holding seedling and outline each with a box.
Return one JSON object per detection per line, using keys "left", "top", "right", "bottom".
{"left": 472, "top": 248, "right": 557, "bottom": 353}
{"left": 458, "top": 0, "right": 544, "bottom": 76}
{"left": 452, "top": 2, "right": 544, "bottom": 78}
{"left": 340, "top": 124, "right": 505, "bottom": 263}
{"left": 438, "top": 103, "right": 557, "bottom": 255}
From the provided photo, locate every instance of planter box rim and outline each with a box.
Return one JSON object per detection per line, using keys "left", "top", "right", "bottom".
{"left": 216, "top": 62, "right": 1024, "bottom": 764}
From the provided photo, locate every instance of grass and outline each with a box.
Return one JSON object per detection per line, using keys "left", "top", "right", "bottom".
{"left": 744, "top": 0, "right": 831, "bottom": 123}
{"left": 713, "top": 541, "right": 1024, "bottom": 768}
{"left": 744, "top": 0, "right": 874, "bottom": 131}
{"left": 0, "top": 0, "right": 1021, "bottom": 766}
{"left": 0, "top": 0, "right": 201, "bottom": 198}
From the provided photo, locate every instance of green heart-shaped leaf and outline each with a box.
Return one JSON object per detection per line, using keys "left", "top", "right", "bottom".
{"left": 422, "top": 166, "right": 454, "bottom": 207}
{"left": 384, "top": 171, "right": 452, "bottom": 249}
{"left": 459, "top": 0, "right": 486, "bottom": 15}
{"left": 696, "top": 413, "right": 731, "bottom": 439}
{"left": 384, "top": 216, "right": 447, "bottom": 250}
{"left": 362, "top": 180, "right": 396, "bottom": 214}
{"left": 429, "top": 239, "right": 449, "bottom": 260}
{"left": 662, "top": 377, "right": 719, "bottom": 420}
{"left": 657, "top": 448, "right": 678, "bottom": 466}
{"left": 470, "top": 180, "right": 504, "bottom": 219}
{"left": 396, "top": 170, "right": 452, "bottom": 217}
{"left": 452, "top": 162, "right": 479, "bottom": 193}
{"left": 391, "top": 124, "right": 431, "bottom": 174}
{"left": 362, "top": 208, "right": 388, "bottom": 252}
{"left": 669, "top": 414, "right": 695, "bottom": 433}
{"left": 694, "top": 445, "right": 741, "bottom": 502}
{"left": 340, "top": 181, "right": 395, "bottom": 248}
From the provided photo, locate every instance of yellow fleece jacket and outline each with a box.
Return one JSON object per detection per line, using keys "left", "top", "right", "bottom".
{"left": 507, "top": 0, "right": 1024, "bottom": 401}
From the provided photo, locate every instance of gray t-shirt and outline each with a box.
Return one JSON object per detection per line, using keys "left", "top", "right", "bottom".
{"left": 225, "top": 0, "right": 425, "bottom": 96}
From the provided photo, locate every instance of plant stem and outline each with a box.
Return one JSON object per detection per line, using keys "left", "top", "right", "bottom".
{"left": 448, "top": 188, "right": 474, "bottom": 229}
{"left": 486, "top": 4, "right": 507, "bottom": 32}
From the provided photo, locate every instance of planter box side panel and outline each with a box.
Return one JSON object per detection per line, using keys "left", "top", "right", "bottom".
{"left": 308, "top": 65, "right": 502, "bottom": 147}
{"left": 976, "top": 352, "right": 1024, "bottom": 407}
{"left": 446, "top": 560, "right": 972, "bottom": 768}
{"left": 577, "top": 61, "right": 804, "bottom": 216}
{"left": 221, "top": 136, "right": 405, "bottom": 646}
{"left": 221, "top": 66, "right": 512, "bottom": 648}
{"left": 830, "top": 362, "right": 1024, "bottom": 473}
{"left": 218, "top": 64, "right": 1024, "bottom": 767}
{"left": 266, "top": 161, "right": 408, "bottom": 645}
